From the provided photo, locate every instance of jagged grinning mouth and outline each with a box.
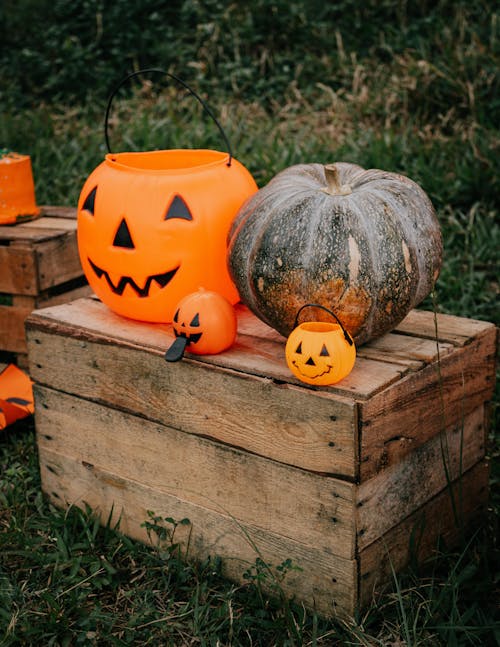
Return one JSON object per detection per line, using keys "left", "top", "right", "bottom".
{"left": 292, "top": 360, "right": 333, "bottom": 379}
{"left": 88, "top": 258, "right": 179, "bottom": 297}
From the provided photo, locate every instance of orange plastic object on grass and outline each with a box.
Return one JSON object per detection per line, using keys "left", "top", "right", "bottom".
{"left": 77, "top": 69, "right": 257, "bottom": 323}
{"left": 0, "top": 364, "right": 34, "bottom": 429}
{"left": 0, "top": 153, "right": 40, "bottom": 225}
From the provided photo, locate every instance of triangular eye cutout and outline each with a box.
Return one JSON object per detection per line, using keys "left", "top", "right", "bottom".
{"left": 113, "top": 218, "right": 135, "bottom": 249}
{"left": 295, "top": 342, "right": 303, "bottom": 354}
{"left": 320, "top": 344, "right": 330, "bottom": 357}
{"left": 82, "top": 186, "right": 97, "bottom": 215}
{"left": 190, "top": 313, "right": 200, "bottom": 327}
{"left": 173, "top": 309, "right": 180, "bottom": 323}
{"left": 165, "top": 195, "right": 193, "bottom": 221}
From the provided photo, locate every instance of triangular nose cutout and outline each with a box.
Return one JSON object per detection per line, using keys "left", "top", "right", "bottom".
{"left": 165, "top": 195, "right": 193, "bottom": 221}
{"left": 113, "top": 218, "right": 135, "bottom": 248}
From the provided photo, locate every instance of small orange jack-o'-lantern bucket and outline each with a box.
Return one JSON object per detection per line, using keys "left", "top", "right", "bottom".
{"left": 285, "top": 304, "right": 356, "bottom": 386}
{"left": 165, "top": 288, "right": 237, "bottom": 362}
{"left": 77, "top": 69, "right": 257, "bottom": 323}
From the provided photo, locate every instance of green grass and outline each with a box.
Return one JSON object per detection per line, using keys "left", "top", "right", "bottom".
{"left": 1, "top": 1, "right": 499, "bottom": 644}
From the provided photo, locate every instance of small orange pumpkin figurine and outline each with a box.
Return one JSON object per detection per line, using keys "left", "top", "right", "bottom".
{"left": 165, "top": 289, "right": 237, "bottom": 361}
{"left": 285, "top": 304, "right": 356, "bottom": 386}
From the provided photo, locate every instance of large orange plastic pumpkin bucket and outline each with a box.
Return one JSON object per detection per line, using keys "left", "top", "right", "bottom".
{"left": 77, "top": 69, "right": 257, "bottom": 323}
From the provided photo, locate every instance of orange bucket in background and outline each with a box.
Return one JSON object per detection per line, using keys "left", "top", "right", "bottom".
{"left": 77, "top": 69, "right": 257, "bottom": 323}
{"left": 0, "top": 152, "right": 40, "bottom": 225}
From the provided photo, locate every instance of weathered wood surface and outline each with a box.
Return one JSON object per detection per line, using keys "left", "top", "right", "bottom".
{"left": 358, "top": 459, "right": 489, "bottom": 606}
{"left": 35, "top": 394, "right": 489, "bottom": 619}
{"left": 356, "top": 405, "right": 486, "bottom": 549}
{"left": 26, "top": 297, "right": 497, "bottom": 478}
{"left": 38, "top": 444, "right": 358, "bottom": 618}
{"left": 0, "top": 283, "right": 90, "bottom": 354}
{"left": 34, "top": 384, "right": 486, "bottom": 560}
{"left": 28, "top": 295, "right": 496, "bottom": 618}
{"left": 359, "top": 328, "right": 496, "bottom": 479}
{"left": 29, "top": 328, "right": 358, "bottom": 475}
{"left": 0, "top": 206, "right": 82, "bottom": 295}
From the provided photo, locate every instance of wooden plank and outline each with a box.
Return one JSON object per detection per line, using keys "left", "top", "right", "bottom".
{"left": 395, "top": 309, "right": 496, "bottom": 346}
{"left": 34, "top": 385, "right": 357, "bottom": 559}
{"left": 25, "top": 297, "right": 416, "bottom": 400}
{"left": 0, "top": 300, "right": 34, "bottom": 352}
{"left": 35, "top": 231, "right": 83, "bottom": 291}
{"left": 39, "top": 205, "right": 77, "bottom": 219}
{"left": 359, "top": 327, "right": 497, "bottom": 479}
{"left": 38, "top": 446, "right": 358, "bottom": 619}
{"left": 0, "top": 247, "right": 38, "bottom": 294}
{"left": 358, "top": 460, "right": 489, "bottom": 607}
{"left": 357, "top": 333, "right": 454, "bottom": 367}
{"left": 0, "top": 285, "right": 91, "bottom": 354}
{"left": 28, "top": 326, "right": 358, "bottom": 476}
{"left": 38, "top": 283, "right": 91, "bottom": 310}
{"left": 356, "top": 406, "right": 486, "bottom": 550}
{"left": 0, "top": 206, "right": 81, "bottom": 294}
{"left": 0, "top": 224, "right": 74, "bottom": 244}
{"left": 17, "top": 216, "right": 77, "bottom": 232}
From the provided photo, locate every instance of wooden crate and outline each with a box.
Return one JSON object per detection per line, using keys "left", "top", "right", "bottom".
{"left": 0, "top": 206, "right": 91, "bottom": 367}
{"left": 25, "top": 297, "right": 497, "bottom": 618}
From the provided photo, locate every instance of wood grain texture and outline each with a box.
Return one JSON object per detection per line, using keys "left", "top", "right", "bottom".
{"left": 357, "top": 405, "right": 486, "bottom": 550}
{"left": 38, "top": 445, "right": 358, "bottom": 618}
{"left": 0, "top": 206, "right": 82, "bottom": 295}
{"left": 0, "top": 286, "right": 91, "bottom": 354}
{"left": 27, "top": 321, "right": 359, "bottom": 478}
{"left": 359, "top": 328, "right": 497, "bottom": 479}
{"left": 28, "top": 297, "right": 496, "bottom": 618}
{"left": 0, "top": 247, "right": 37, "bottom": 294}
{"left": 35, "top": 385, "right": 357, "bottom": 559}
{"left": 358, "top": 460, "right": 489, "bottom": 606}
{"left": 26, "top": 297, "right": 408, "bottom": 400}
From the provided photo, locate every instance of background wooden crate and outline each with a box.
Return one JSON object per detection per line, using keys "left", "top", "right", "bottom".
{"left": 25, "top": 297, "right": 497, "bottom": 618}
{"left": 0, "top": 206, "right": 90, "bottom": 367}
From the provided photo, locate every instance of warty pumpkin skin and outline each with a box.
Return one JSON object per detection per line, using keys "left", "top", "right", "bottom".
{"left": 227, "top": 162, "right": 443, "bottom": 345}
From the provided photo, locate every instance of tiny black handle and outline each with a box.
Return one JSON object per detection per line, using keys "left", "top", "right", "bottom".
{"left": 165, "top": 336, "right": 188, "bottom": 362}
{"left": 293, "top": 303, "right": 354, "bottom": 346}
{"left": 104, "top": 67, "right": 233, "bottom": 166}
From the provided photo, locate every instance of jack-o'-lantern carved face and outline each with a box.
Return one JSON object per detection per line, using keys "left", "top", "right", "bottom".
{"left": 285, "top": 321, "right": 356, "bottom": 386}
{"left": 77, "top": 149, "right": 257, "bottom": 323}
{"left": 165, "top": 288, "right": 237, "bottom": 361}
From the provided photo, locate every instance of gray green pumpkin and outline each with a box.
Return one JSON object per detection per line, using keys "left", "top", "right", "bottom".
{"left": 227, "top": 162, "right": 442, "bottom": 345}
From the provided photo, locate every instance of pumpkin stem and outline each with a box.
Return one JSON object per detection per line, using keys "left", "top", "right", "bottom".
{"left": 323, "top": 164, "right": 352, "bottom": 196}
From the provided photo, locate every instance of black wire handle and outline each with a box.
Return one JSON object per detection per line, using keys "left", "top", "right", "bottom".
{"left": 104, "top": 68, "right": 233, "bottom": 166}
{"left": 293, "top": 303, "right": 354, "bottom": 346}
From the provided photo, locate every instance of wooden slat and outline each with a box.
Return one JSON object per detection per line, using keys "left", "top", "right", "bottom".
{"left": 395, "top": 309, "right": 495, "bottom": 346}
{"left": 34, "top": 385, "right": 357, "bottom": 560}
{"left": 359, "top": 328, "right": 497, "bottom": 479}
{"left": 0, "top": 247, "right": 38, "bottom": 294}
{"left": 0, "top": 299, "right": 35, "bottom": 352}
{"left": 0, "top": 207, "right": 77, "bottom": 246}
{"left": 25, "top": 297, "right": 422, "bottom": 400}
{"left": 356, "top": 406, "right": 486, "bottom": 550}
{"left": 38, "top": 446, "right": 358, "bottom": 619}
{"left": 0, "top": 205, "right": 81, "bottom": 294}
{"left": 358, "top": 459, "right": 489, "bottom": 606}
{"left": 39, "top": 206, "right": 77, "bottom": 219}
{"left": 0, "top": 285, "right": 91, "bottom": 354}
{"left": 27, "top": 329, "right": 358, "bottom": 477}
{"left": 35, "top": 232, "right": 83, "bottom": 291}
